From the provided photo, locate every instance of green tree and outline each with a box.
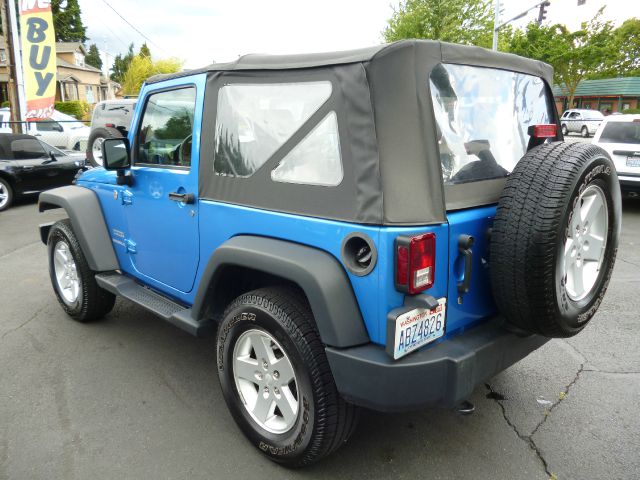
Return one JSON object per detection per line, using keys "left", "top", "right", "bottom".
{"left": 85, "top": 43, "right": 102, "bottom": 70}
{"left": 139, "top": 42, "right": 151, "bottom": 59}
{"left": 110, "top": 43, "right": 135, "bottom": 83}
{"left": 605, "top": 18, "right": 640, "bottom": 78}
{"left": 121, "top": 56, "right": 182, "bottom": 95}
{"left": 508, "top": 9, "right": 617, "bottom": 108}
{"left": 52, "top": 0, "right": 87, "bottom": 42}
{"left": 383, "top": 0, "right": 494, "bottom": 48}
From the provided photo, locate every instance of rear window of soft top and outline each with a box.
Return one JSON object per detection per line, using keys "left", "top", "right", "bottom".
{"left": 430, "top": 64, "right": 553, "bottom": 185}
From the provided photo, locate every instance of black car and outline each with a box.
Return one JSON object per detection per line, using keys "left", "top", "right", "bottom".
{"left": 0, "top": 133, "right": 85, "bottom": 211}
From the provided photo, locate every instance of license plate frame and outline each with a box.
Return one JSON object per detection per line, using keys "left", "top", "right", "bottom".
{"left": 389, "top": 298, "right": 447, "bottom": 360}
{"left": 626, "top": 156, "right": 640, "bottom": 167}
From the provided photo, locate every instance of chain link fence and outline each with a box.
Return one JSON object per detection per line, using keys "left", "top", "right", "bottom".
{"left": 0, "top": 120, "right": 90, "bottom": 152}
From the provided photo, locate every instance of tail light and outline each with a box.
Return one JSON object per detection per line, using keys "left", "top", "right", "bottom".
{"left": 395, "top": 233, "right": 435, "bottom": 295}
{"left": 528, "top": 124, "right": 557, "bottom": 138}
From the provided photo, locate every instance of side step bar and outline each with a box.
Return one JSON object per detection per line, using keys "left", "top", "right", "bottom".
{"left": 95, "top": 272, "right": 216, "bottom": 337}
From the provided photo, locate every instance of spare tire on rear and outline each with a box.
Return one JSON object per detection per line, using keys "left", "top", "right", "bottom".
{"left": 86, "top": 127, "right": 122, "bottom": 167}
{"left": 490, "top": 142, "right": 621, "bottom": 338}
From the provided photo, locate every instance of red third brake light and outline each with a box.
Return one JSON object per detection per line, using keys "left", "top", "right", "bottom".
{"left": 531, "top": 124, "right": 557, "bottom": 138}
{"left": 395, "top": 233, "right": 435, "bottom": 295}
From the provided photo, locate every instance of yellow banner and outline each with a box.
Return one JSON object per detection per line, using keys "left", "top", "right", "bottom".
{"left": 19, "top": 0, "right": 57, "bottom": 120}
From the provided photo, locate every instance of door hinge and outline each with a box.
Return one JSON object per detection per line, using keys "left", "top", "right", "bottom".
{"left": 124, "top": 239, "right": 137, "bottom": 254}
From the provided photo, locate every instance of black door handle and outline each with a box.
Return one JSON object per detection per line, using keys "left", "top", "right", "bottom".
{"left": 168, "top": 192, "right": 195, "bottom": 204}
{"left": 457, "top": 234, "right": 475, "bottom": 296}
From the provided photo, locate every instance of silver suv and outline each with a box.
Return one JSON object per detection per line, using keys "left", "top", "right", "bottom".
{"left": 86, "top": 99, "right": 136, "bottom": 166}
{"left": 560, "top": 108, "right": 604, "bottom": 138}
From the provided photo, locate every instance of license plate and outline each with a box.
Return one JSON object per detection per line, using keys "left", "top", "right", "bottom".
{"left": 392, "top": 298, "right": 446, "bottom": 360}
{"left": 626, "top": 157, "right": 640, "bottom": 167}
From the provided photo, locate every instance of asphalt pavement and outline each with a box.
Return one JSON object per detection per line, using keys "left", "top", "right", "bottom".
{"left": 1, "top": 190, "right": 639, "bottom": 480}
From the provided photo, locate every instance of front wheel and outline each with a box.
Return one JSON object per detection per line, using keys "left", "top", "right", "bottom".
{"left": 561, "top": 124, "right": 569, "bottom": 136}
{"left": 581, "top": 125, "right": 589, "bottom": 138}
{"left": 48, "top": 219, "right": 115, "bottom": 321}
{"left": 216, "top": 287, "right": 359, "bottom": 467}
{"left": 0, "top": 177, "right": 13, "bottom": 211}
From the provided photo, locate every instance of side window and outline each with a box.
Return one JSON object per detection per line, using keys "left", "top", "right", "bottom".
{"left": 11, "top": 138, "right": 47, "bottom": 159}
{"left": 271, "top": 111, "right": 343, "bottom": 186}
{"left": 214, "top": 82, "right": 332, "bottom": 177}
{"left": 569, "top": 112, "right": 579, "bottom": 119}
{"left": 136, "top": 87, "right": 196, "bottom": 168}
{"left": 35, "top": 120, "right": 62, "bottom": 132}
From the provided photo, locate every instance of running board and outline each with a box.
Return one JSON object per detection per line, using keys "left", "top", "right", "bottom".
{"left": 95, "top": 272, "right": 215, "bottom": 337}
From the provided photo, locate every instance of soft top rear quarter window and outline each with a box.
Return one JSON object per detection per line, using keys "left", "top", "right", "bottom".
{"left": 214, "top": 82, "right": 333, "bottom": 178}
{"left": 430, "top": 64, "right": 552, "bottom": 185}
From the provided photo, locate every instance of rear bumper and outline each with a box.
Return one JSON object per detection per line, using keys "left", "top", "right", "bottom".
{"left": 619, "top": 174, "right": 640, "bottom": 191}
{"left": 325, "top": 318, "right": 548, "bottom": 412}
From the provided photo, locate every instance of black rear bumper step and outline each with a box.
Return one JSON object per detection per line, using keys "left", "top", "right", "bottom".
{"left": 325, "top": 318, "right": 548, "bottom": 412}
{"left": 95, "top": 272, "right": 215, "bottom": 337}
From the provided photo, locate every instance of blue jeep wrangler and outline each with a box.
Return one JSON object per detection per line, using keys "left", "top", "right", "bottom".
{"left": 39, "top": 40, "right": 621, "bottom": 466}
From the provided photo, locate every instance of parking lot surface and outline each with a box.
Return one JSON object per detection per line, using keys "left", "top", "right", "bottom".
{"left": 1, "top": 193, "right": 639, "bottom": 480}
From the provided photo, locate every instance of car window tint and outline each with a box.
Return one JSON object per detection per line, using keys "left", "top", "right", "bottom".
{"left": 271, "top": 112, "right": 342, "bottom": 186}
{"left": 34, "top": 121, "right": 62, "bottom": 132}
{"left": 136, "top": 87, "right": 196, "bottom": 168}
{"left": 11, "top": 138, "right": 47, "bottom": 159}
{"left": 430, "top": 64, "right": 552, "bottom": 185}
{"left": 214, "top": 82, "right": 332, "bottom": 177}
{"left": 598, "top": 122, "right": 640, "bottom": 144}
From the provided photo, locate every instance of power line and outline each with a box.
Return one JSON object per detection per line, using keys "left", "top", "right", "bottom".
{"left": 99, "top": 0, "right": 169, "bottom": 56}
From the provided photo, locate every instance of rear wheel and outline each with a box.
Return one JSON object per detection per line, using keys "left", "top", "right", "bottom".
{"left": 216, "top": 287, "right": 359, "bottom": 467}
{"left": 48, "top": 219, "right": 115, "bottom": 321}
{"left": 86, "top": 127, "right": 122, "bottom": 167}
{"left": 581, "top": 125, "right": 589, "bottom": 138}
{"left": 0, "top": 177, "right": 13, "bottom": 211}
{"left": 490, "top": 142, "right": 620, "bottom": 337}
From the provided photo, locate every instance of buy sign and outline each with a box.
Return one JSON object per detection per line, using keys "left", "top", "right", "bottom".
{"left": 20, "top": 0, "right": 57, "bottom": 120}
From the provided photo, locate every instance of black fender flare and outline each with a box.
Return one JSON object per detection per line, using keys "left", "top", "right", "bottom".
{"left": 193, "top": 235, "right": 370, "bottom": 348}
{"left": 39, "top": 185, "right": 119, "bottom": 272}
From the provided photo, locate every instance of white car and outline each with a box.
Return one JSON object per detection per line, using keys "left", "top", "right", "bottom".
{"left": 560, "top": 109, "right": 604, "bottom": 138}
{"left": 0, "top": 108, "right": 90, "bottom": 151}
{"left": 592, "top": 114, "right": 640, "bottom": 193}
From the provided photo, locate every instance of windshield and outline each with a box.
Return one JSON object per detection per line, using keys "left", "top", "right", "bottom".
{"left": 598, "top": 121, "right": 640, "bottom": 144}
{"left": 430, "top": 64, "right": 553, "bottom": 184}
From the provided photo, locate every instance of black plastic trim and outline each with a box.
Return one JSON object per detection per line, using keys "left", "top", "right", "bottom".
{"left": 38, "top": 186, "right": 119, "bottom": 272}
{"left": 326, "top": 317, "right": 548, "bottom": 412}
{"left": 192, "top": 235, "right": 370, "bottom": 347}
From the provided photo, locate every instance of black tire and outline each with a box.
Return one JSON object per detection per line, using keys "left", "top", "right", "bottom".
{"left": 86, "top": 127, "right": 122, "bottom": 167}
{"left": 581, "top": 125, "right": 589, "bottom": 138}
{"left": 0, "top": 176, "right": 13, "bottom": 211}
{"left": 47, "top": 219, "right": 115, "bottom": 321}
{"left": 216, "top": 287, "right": 359, "bottom": 467}
{"left": 561, "top": 124, "right": 569, "bottom": 136}
{"left": 490, "top": 142, "right": 621, "bottom": 337}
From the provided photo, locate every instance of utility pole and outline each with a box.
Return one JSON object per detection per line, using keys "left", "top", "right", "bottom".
{"left": 8, "top": 0, "right": 26, "bottom": 124}
{"left": 492, "top": 0, "right": 501, "bottom": 51}
{"left": 1, "top": 0, "right": 21, "bottom": 129}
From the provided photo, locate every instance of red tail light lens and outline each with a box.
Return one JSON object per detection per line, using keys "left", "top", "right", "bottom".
{"left": 395, "top": 233, "right": 435, "bottom": 295}
{"left": 530, "top": 124, "right": 557, "bottom": 138}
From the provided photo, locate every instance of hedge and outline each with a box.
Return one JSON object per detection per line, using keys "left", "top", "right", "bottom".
{"left": 54, "top": 100, "right": 91, "bottom": 120}
{"left": 621, "top": 108, "right": 640, "bottom": 114}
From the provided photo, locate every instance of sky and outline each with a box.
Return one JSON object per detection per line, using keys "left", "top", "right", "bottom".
{"left": 77, "top": 0, "right": 640, "bottom": 73}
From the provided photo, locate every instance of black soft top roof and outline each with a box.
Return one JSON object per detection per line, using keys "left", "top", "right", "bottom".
{"left": 152, "top": 40, "right": 556, "bottom": 225}
{"left": 148, "top": 40, "right": 553, "bottom": 86}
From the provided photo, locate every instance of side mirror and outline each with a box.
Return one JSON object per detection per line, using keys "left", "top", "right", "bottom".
{"left": 56, "top": 124, "right": 64, "bottom": 132}
{"left": 49, "top": 151, "right": 57, "bottom": 162}
{"left": 102, "top": 137, "right": 131, "bottom": 170}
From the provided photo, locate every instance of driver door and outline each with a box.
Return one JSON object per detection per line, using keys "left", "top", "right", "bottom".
{"left": 121, "top": 83, "right": 200, "bottom": 294}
